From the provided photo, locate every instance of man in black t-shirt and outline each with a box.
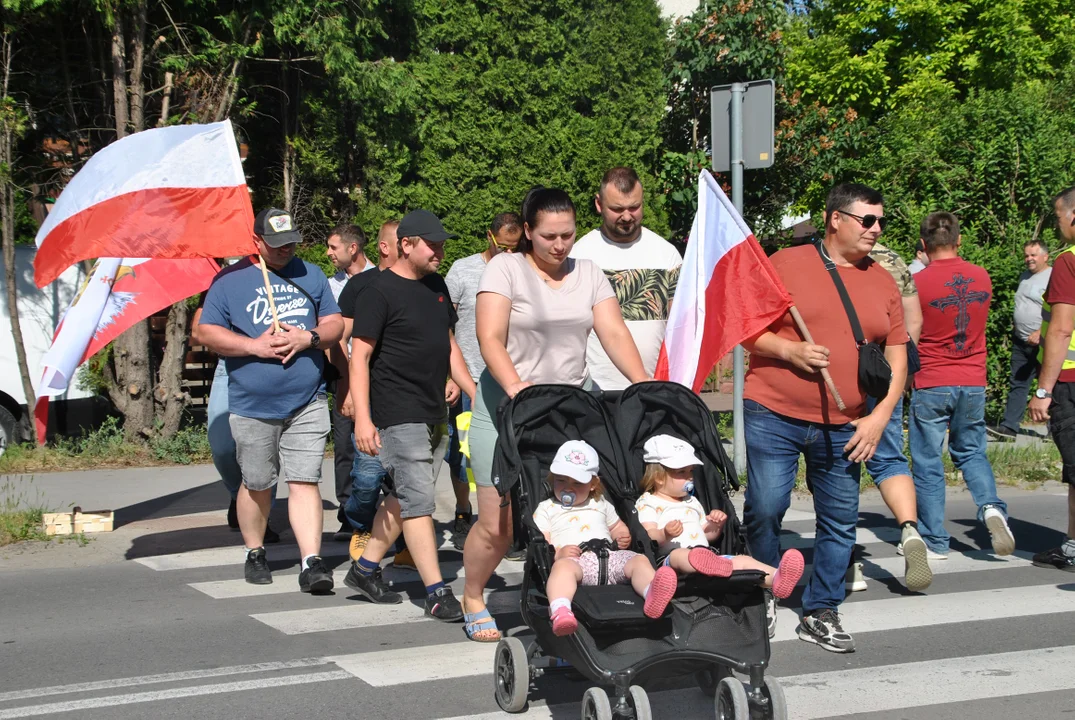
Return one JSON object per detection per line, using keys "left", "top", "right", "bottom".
{"left": 343, "top": 210, "right": 477, "bottom": 622}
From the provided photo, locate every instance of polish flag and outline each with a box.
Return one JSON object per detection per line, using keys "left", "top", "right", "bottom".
{"left": 33, "top": 256, "right": 220, "bottom": 444}
{"left": 654, "top": 170, "right": 793, "bottom": 392}
{"left": 32, "top": 121, "right": 255, "bottom": 288}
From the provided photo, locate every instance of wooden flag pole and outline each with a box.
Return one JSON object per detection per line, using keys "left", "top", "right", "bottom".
{"left": 789, "top": 306, "right": 846, "bottom": 411}
{"left": 257, "top": 254, "right": 282, "bottom": 333}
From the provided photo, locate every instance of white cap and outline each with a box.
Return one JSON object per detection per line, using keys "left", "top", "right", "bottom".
{"left": 643, "top": 434, "right": 703, "bottom": 469}
{"left": 549, "top": 440, "right": 600, "bottom": 484}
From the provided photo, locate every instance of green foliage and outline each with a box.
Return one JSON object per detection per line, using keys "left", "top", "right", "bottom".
{"left": 0, "top": 476, "right": 49, "bottom": 546}
{"left": 150, "top": 424, "right": 212, "bottom": 464}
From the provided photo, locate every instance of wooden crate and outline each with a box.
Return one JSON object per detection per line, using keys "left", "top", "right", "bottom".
{"left": 41, "top": 508, "right": 114, "bottom": 536}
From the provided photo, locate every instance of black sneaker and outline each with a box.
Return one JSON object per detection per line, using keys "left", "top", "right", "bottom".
{"left": 332, "top": 521, "right": 352, "bottom": 543}
{"left": 505, "top": 546, "right": 525, "bottom": 562}
{"left": 227, "top": 499, "right": 239, "bottom": 529}
{"left": 344, "top": 565, "right": 402, "bottom": 604}
{"left": 298, "top": 556, "right": 334, "bottom": 594}
{"left": 244, "top": 548, "right": 272, "bottom": 585}
{"left": 263, "top": 525, "right": 281, "bottom": 544}
{"left": 424, "top": 586, "right": 464, "bottom": 622}
{"left": 1032, "top": 546, "right": 1075, "bottom": 572}
{"left": 451, "top": 511, "right": 473, "bottom": 551}
{"left": 763, "top": 589, "right": 776, "bottom": 639}
{"left": 797, "top": 609, "right": 855, "bottom": 653}
{"left": 986, "top": 425, "right": 1017, "bottom": 442}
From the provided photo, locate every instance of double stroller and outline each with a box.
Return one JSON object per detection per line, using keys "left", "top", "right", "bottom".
{"left": 489, "top": 381, "right": 787, "bottom": 720}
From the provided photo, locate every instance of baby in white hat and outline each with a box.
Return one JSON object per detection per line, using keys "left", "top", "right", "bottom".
{"left": 534, "top": 440, "right": 677, "bottom": 637}
{"left": 635, "top": 435, "right": 803, "bottom": 599}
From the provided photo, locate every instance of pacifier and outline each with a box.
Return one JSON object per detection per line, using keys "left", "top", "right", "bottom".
{"left": 559, "top": 490, "right": 577, "bottom": 507}
{"left": 683, "top": 480, "right": 695, "bottom": 496}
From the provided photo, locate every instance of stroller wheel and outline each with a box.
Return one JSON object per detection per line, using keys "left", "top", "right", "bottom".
{"left": 715, "top": 677, "right": 749, "bottom": 720}
{"left": 695, "top": 665, "right": 730, "bottom": 697}
{"left": 761, "top": 676, "right": 787, "bottom": 720}
{"left": 627, "top": 685, "right": 652, "bottom": 720}
{"left": 494, "top": 637, "right": 529, "bottom": 713}
{"left": 581, "top": 687, "right": 612, "bottom": 720}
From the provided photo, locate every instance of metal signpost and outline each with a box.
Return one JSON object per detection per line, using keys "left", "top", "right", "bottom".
{"left": 710, "top": 80, "right": 775, "bottom": 477}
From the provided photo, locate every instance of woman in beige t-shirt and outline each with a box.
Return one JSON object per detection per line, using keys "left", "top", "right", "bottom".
{"left": 460, "top": 187, "right": 649, "bottom": 642}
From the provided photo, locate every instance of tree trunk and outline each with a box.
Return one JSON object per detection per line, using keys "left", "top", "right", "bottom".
{"left": 110, "top": 5, "right": 128, "bottom": 139}
{"left": 280, "top": 58, "right": 294, "bottom": 211}
{"left": 154, "top": 301, "right": 191, "bottom": 438}
{"left": 0, "top": 32, "right": 35, "bottom": 444}
{"left": 128, "top": 0, "right": 146, "bottom": 133}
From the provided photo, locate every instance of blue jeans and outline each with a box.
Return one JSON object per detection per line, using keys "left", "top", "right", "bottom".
{"left": 207, "top": 363, "right": 277, "bottom": 503}
{"left": 343, "top": 439, "right": 388, "bottom": 532}
{"left": 864, "top": 394, "right": 910, "bottom": 485}
{"left": 910, "top": 386, "right": 1006, "bottom": 553}
{"left": 743, "top": 399, "right": 860, "bottom": 614}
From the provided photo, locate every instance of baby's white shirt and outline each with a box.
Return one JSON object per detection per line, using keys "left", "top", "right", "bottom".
{"left": 533, "top": 496, "right": 620, "bottom": 548}
{"left": 635, "top": 492, "right": 709, "bottom": 554}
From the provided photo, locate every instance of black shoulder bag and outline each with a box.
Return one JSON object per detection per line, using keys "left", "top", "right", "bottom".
{"left": 267, "top": 267, "right": 341, "bottom": 384}
{"left": 814, "top": 242, "right": 892, "bottom": 399}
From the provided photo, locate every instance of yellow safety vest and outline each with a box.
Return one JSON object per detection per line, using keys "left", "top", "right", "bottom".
{"left": 1039, "top": 245, "right": 1075, "bottom": 367}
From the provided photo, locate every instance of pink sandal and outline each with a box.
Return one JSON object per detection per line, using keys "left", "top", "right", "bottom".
{"left": 770, "top": 549, "right": 804, "bottom": 599}
{"left": 551, "top": 606, "right": 578, "bottom": 636}
{"left": 687, "top": 547, "right": 733, "bottom": 577}
{"left": 644, "top": 566, "right": 678, "bottom": 618}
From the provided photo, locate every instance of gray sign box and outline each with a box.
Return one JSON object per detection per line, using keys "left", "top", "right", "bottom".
{"left": 710, "top": 79, "right": 775, "bottom": 171}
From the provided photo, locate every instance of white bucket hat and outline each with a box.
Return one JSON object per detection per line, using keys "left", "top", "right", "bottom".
{"left": 549, "top": 440, "right": 600, "bottom": 484}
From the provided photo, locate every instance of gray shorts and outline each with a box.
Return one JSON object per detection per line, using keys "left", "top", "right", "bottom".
{"left": 229, "top": 396, "right": 331, "bottom": 491}
{"left": 379, "top": 422, "right": 449, "bottom": 519}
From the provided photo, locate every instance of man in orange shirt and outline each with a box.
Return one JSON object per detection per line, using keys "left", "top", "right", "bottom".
{"left": 743, "top": 183, "right": 908, "bottom": 654}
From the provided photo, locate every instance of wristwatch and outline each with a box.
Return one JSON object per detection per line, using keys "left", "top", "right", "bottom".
{"left": 1035, "top": 388, "right": 1052, "bottom": 399}
{"left": 309, "top": 330, "right": 320, "bottom": 349}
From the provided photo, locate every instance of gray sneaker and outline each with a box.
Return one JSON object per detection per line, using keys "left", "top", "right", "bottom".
{"left": 797, "top": 609, "right": 855, "bottom": 653}
{"left": 846, "top": 561, "right": 867, "bottom": 592}
{"left": 899, "top": 525, "right": 933, "bottom": 592}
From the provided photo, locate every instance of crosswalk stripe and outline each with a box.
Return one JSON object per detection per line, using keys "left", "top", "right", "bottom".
{"left": 432, "top": 644, "right": 1075, "bottom": 720}
{"left": 327, "top": 642, "right": 495, "bottom": 687}
{"left": 781, "top": 524, "right": 900, "bottom": 550}
{"left": 0, "top": 670, "right": 352, "bottom": 719}
{"left": 188, "top": 557, "right": 521, "bottom": 599}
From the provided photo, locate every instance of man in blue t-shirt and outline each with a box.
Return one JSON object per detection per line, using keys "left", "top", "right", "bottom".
{"left": 199, "top": 208, "right": 343, "bottom": 591}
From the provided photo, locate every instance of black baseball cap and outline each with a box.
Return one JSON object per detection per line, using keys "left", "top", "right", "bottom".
{"left": 254, "top": 208, "right": 302, "bottom": 248}
{"left": 397, "top": 209, "right": 456, "bottom": 243}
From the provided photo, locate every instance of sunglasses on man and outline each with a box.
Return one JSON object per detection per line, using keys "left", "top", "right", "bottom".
{"left": 838, "top": 209, "right": 889, "bottom": 232}
{"left": 491, "top": 236, "right": 517, "bottom": 252}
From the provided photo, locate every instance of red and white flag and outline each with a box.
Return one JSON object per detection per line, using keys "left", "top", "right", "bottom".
{"left": 655, "top": 170, "right": 793, "bottom": 391}
{"left": 33, "top": 257, "right": 220, "bottom": 443}
{"left": 32, "top": 121, "right": 255, "bottom": 288}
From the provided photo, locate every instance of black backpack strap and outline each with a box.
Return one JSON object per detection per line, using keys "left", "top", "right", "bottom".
{"left": 267, "top": 266, "right": 320, "bottom": 320}
{"left": 814, "top": 241, "right": 866, "bottom": 347}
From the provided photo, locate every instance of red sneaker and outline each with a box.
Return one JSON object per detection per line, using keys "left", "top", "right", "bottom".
{"left": 771, "top": 549, "right": 804, "bottom": 599}
{"left": 687, "top": 547, "right": 733, "bottom": 577}
{"left": 644, "top": 566, "right": 678, "bottom": 618}
{"left": 551, "top": 606, "right": 578, "bottom": 636}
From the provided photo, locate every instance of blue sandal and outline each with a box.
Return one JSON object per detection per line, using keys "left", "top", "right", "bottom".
{"left": 463, "top": 606, "right": 502, "bottom": 643}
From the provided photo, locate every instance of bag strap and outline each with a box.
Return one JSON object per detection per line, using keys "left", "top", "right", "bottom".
{"left": 814, "top": 241, "right": 866, "bottom": 347}
{"left": 266, "top": 266, "right": 320, "bottom": 320}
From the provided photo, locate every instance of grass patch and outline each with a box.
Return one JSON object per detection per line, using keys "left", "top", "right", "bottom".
{"left": 945, "top": 442, "right": 1061, "bottom": 487}
{"left": 0, "top": 477, "right": 49, "bottom": 546}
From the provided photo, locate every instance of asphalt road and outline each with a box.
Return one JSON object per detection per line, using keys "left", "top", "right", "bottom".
{"left": 1, "top": 471, "right": 1073, "bottom": 720}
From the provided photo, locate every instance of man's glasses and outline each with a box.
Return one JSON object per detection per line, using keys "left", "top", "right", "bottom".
{"left": 491, "top": 237, "right": 517, "bottom": 252}
{"left": 838, "top": 210, "right": 889, "bottom": 231}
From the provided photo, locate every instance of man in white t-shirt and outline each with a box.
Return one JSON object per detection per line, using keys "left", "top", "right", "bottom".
{"left": 324, "top": 223, "right": 375, "bottom": 540}
{"left": 571, "top": 167, "right": 682, "bottom": 390}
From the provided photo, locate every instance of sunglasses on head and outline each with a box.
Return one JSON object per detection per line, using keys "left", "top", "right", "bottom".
{"left": 838, "top": 209, "right": 889, "bottom": 231}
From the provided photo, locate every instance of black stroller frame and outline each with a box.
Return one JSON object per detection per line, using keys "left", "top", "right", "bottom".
{"left": 488, "top": 382, "right": 787, "bottom": 720}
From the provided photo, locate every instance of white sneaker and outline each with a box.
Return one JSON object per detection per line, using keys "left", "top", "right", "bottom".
{"left": 983, "top": 506, "right": 1015, "bottom": 556}
{"left": 899, "top": 526, "right": 933, "bottom": 592}
{"left": 897, "top": 542, "right": 949, "bottom": 561}
{"left": 845, "top": 561, "right": 867, "bottom": 592}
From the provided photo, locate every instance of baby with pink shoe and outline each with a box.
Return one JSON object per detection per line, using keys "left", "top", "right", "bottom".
{"left": 635, "top": 435, "right": 804, "bottom": 599}
{"left": 534, "top": 440, "right": 678, "bottom": 637}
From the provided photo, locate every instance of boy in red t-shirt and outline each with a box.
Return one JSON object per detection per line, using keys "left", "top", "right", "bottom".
{"left": 910, "top": 212, "right": 1015, "bottom": 558}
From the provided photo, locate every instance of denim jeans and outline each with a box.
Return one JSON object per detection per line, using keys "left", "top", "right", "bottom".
{"left": 743, "top": 399, "right": 861, "bottom": 613}
{"left": 343, "top": 440, "right": 388, "bottom": 532}
{"left": 1001, "top": 336, "right": 1040, "bottom": 433}
{"left": 864, "top": 394, "right": 910, "bottom": 485}
{"left": 207, "top": 362, "right": 276, "bottom": 503}
{"left": 909, "top": 386, "right": 1007, "bottom": 553}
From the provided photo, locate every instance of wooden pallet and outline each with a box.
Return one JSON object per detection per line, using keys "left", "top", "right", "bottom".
{"left": 41, "top": 508, "right": 114, "bottom": 536}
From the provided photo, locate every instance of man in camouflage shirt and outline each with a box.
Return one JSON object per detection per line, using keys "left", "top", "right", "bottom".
{"left": 851, "top": 242, "right": 932, "bottom": 591}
